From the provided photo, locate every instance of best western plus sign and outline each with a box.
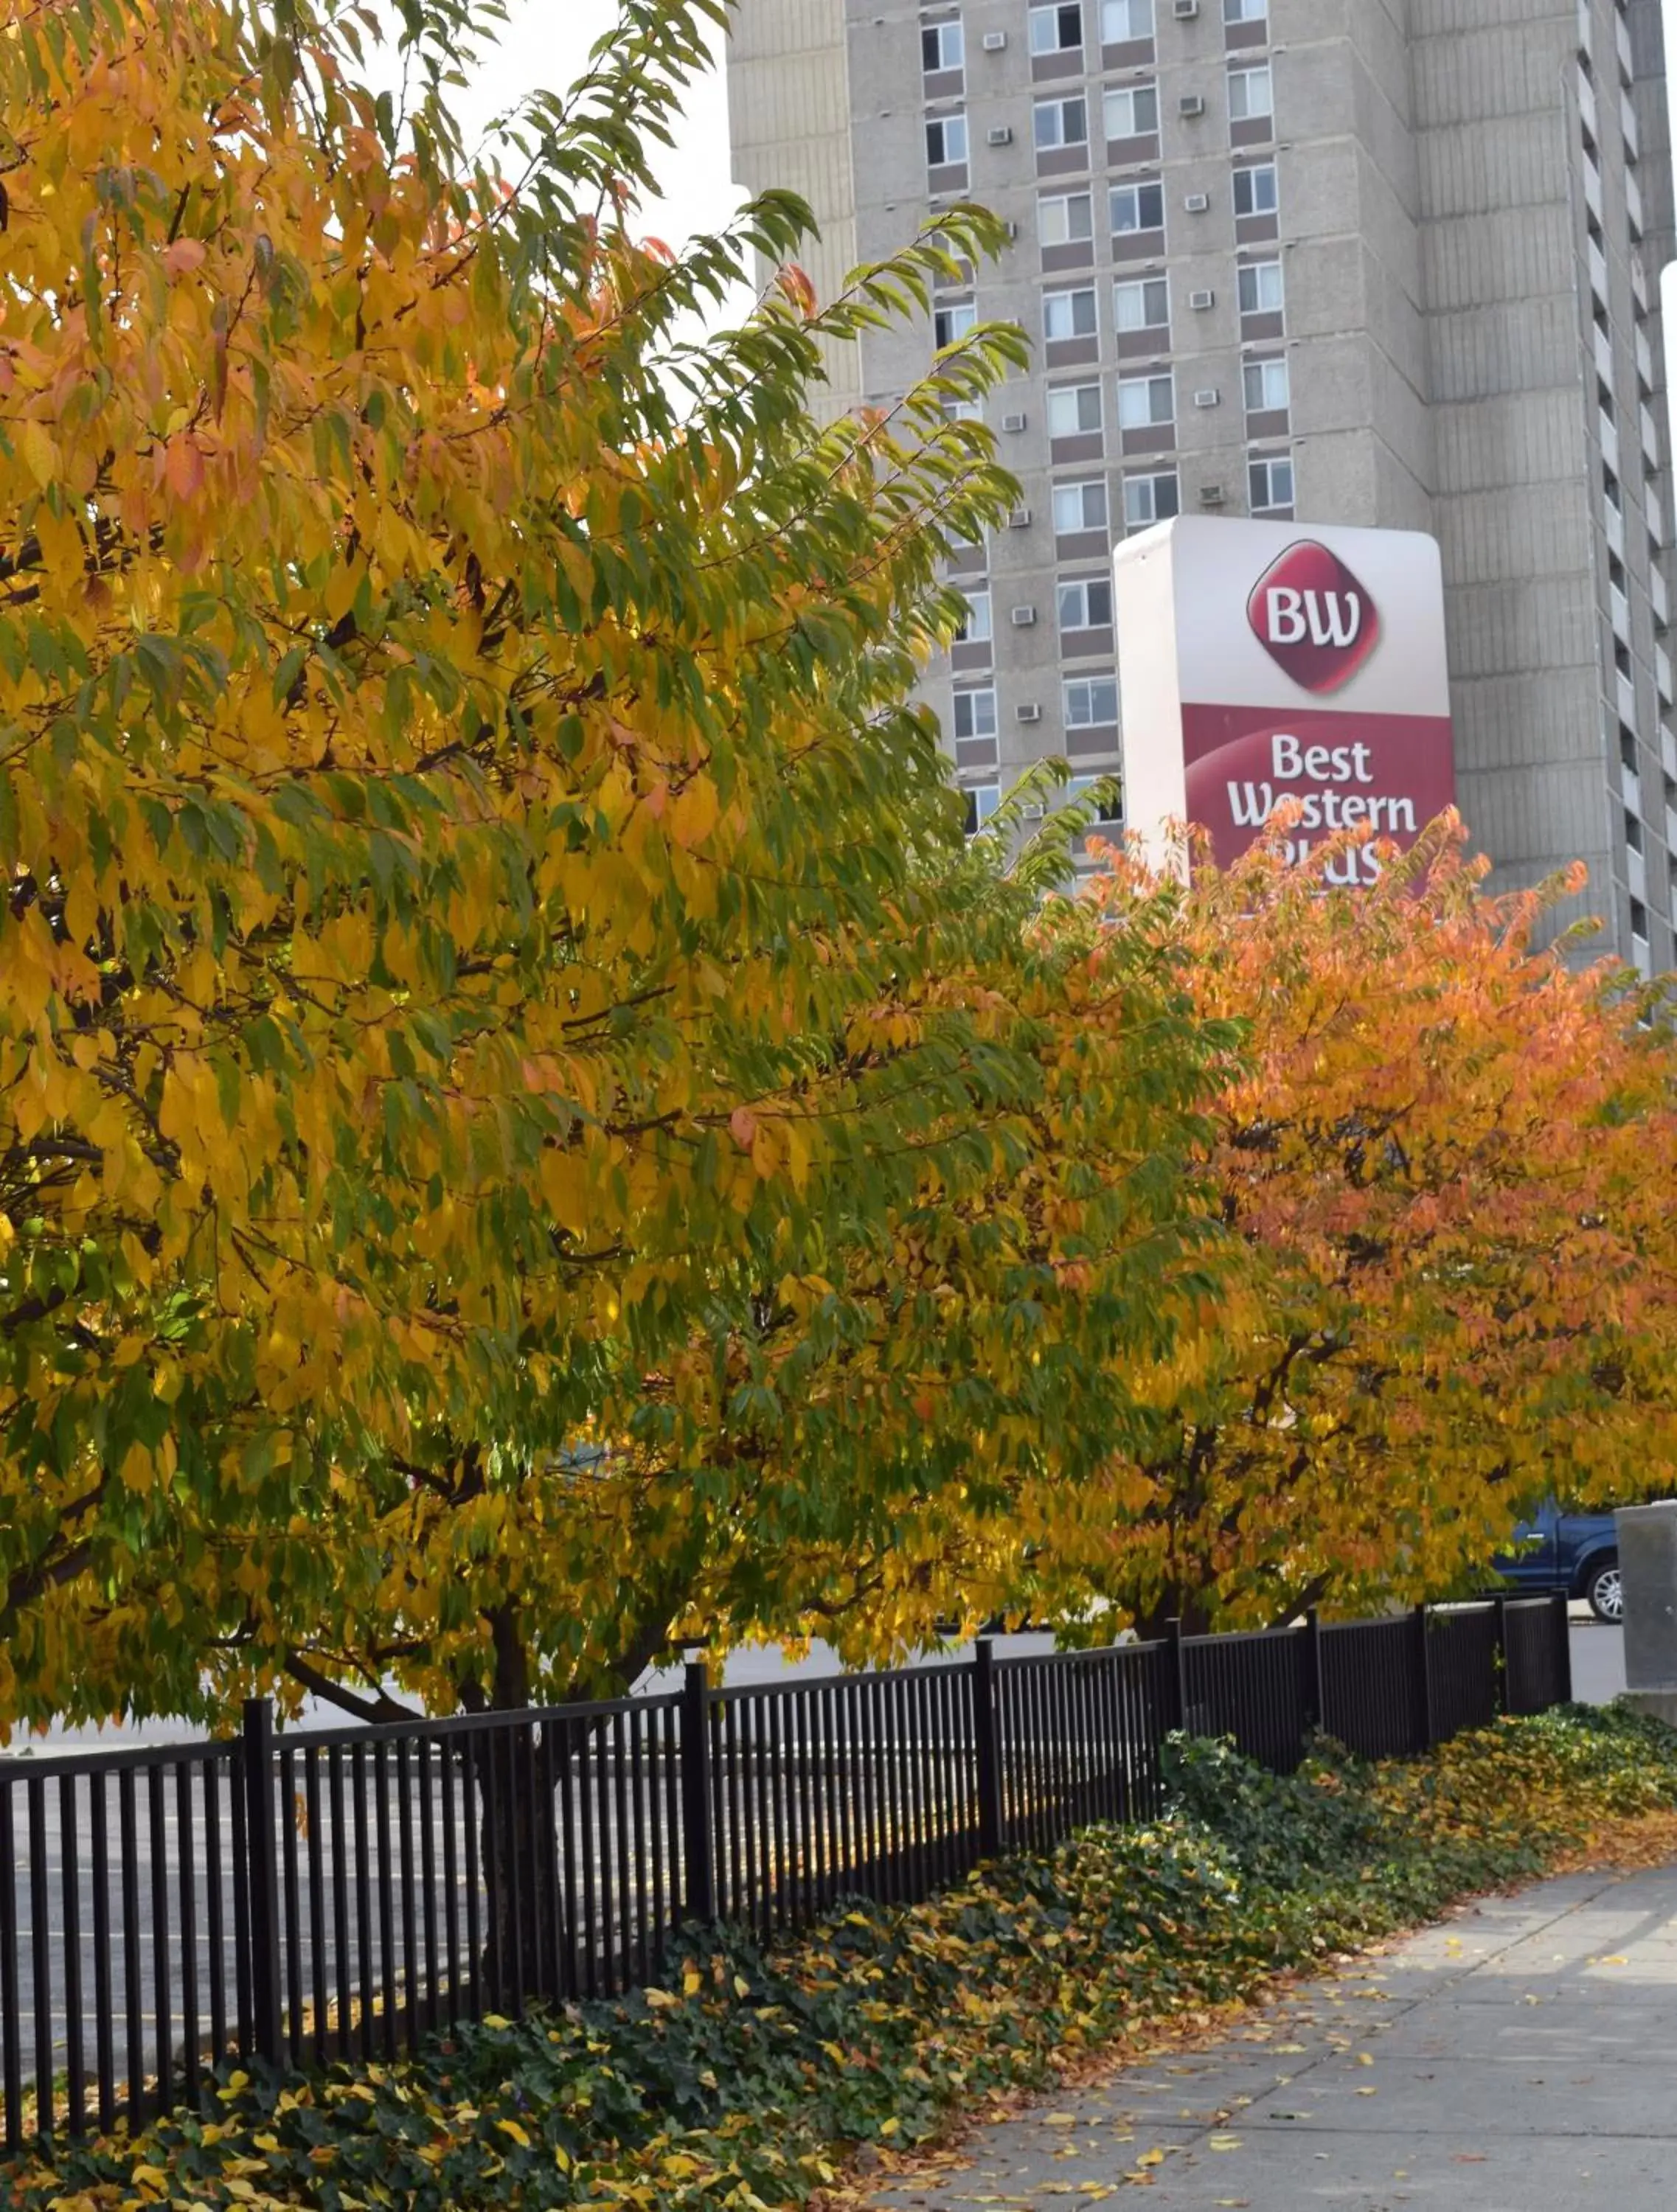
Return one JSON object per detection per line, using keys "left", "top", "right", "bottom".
{"left": 1114, "top": 518, "right": 1456, "bottom": 881}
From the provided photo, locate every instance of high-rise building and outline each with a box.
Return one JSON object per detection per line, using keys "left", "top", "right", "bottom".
{"left": 727, "top": 0, "right": 1677, "bottom": 967}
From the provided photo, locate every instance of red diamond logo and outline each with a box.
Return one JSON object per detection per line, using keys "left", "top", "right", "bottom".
{"left": 1246, "top": 540, "right": 1381, "bottom": 694}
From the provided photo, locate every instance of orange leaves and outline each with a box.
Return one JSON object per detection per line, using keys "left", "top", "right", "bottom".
{"left": 1070, "top": 815, "right": 1677, "bottom": 1633}
{"left": 159, "top": 433, "right": 206, "bottom": 503}
{"left": 775, "top": 263, "right": 819, "bottom": 319}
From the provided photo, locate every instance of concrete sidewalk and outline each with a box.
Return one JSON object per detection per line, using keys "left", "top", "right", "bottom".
{"left": 872, "top": 1863, "right": 1677, "bottom": 2210}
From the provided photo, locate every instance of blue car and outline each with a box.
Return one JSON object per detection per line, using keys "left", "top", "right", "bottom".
{"left": 1494, "top": 1500, "right": 1622, "bottom": 1622}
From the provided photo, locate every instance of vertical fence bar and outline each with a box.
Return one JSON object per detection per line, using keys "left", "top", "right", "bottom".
{"left": 681, "top": 1663, "right": 715, "bottom": 1924}
{"left": 1, "top": 1782, "right": 18, "bottom": 2154}
{"left": 305, "top": 1753, "right": 326, "bottom": 2066}
{"left": 1413, "top": 1606, "right": 1434, "bottom": 1753}
{"left": 1164, "top": 1621, "right": 1187, "bottom": 1733}
{"left": 1493, "top": 1596, "right": 1510, "bottom": 1714}
{"left": 243, "top": 1700, "right": 284, "bottom": 2069}
{"left": 119, "top": 1769, "right": 144, "bottom": 2121}
{"left": 61, "top": 1772, "right": 86, "bottom": 2137}
{"left": 1553, "top": 1591, "right": 1574, "bottom": 1704}
{"left": 420, "top": 1741, "right": 440, "bottom": 2030}
{"left": 149, "top": 1766, "right": 173, "bottom": 2114}
{"left": 29, "top": 1778, "right": 52, "bottom": 2137}
{"left": 327, "top": 1750, "right": 350, "bottom": 2058}
{"left": 556, "top": 1720, "right": 580, "bottom": 2003}
{"left": 176, "top": 1761, "right": 198, "bottom": 2107}
{"left": 205, "top": 1758, "right": 227, "bottom": 2074}
{"left": 440, "top": 1742, "right": 462, "bottom": 2024}
{"left": 973, "top": 1641, "right": 1003, "bottom": 1859}
{"left": 91, "top": 1777, "right": 114, "bottom": 2134}
{"left": 462, "top": 1736, "right": 483, "bottom": 2017}
{"left": 1304, "top": 1610, "right": 1324, "bottom": 1732}
{"left": 280, "top": 1747, "right": 302, "bottom": 2068}
{"left": 397, "top": 1739, "right": 419, "bottom": 2053}
{"left": 374, "top": 1742, "right": 397, "bottom": 2057}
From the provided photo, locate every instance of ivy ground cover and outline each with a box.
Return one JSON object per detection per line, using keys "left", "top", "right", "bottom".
{"left": 13, "top": 1705, "right": 1677, "bottom": 2212}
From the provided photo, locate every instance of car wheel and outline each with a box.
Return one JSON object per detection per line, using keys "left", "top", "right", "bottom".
{"left": 1585, "top": 1558, "right": 1623, "bottom": 1624}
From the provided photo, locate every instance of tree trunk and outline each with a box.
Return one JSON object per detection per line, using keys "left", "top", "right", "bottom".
{"left": 462, "top": 1606, "right": 568, "bottom": 2006}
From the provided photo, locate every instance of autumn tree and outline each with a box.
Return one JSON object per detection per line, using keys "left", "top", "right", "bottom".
{"left": 1039, "top": 815, "right": 1677, "bottom": 1636}
{"left": 271, "top": 777, "right": 1237, "bottom": 1709}
{"left": 0, "top": 0, "right": 1061, "bottom": 1728}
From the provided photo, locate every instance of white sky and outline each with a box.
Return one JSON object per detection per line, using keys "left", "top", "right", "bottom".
{"left": 450, "top": 1, "right": 745, "bottom": 251}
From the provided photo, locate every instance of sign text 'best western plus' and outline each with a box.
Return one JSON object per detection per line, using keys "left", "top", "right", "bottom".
{"left": 1113, "top": 518, "right": 1456, "bottom": 880}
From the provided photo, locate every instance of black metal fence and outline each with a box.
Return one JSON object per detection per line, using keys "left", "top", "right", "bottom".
{"left": 0, "top": 1592, "right": 1572, "bottom": 2153}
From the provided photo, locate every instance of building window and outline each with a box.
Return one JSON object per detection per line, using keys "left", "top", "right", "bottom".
{"left": 1118, "top": 372, "right": 1175, "bottom": 430}
{"left": 1067, "top": 773, "right": 1123, "bottom": 824}
{"left": 1030, "top": 1, "right": 1084, "bottom": 54}
{"left": 942, "top": 395, "right": 984, "bottom": 424}
{"left": 1224, "top": 0, "right": 1267, "bottom": 19}
{"left": 934, "top": 299, "right": 977, "bottom": 349}
{"left": 963, "top": 782, "right": 1001, "bottom": 836}
{"left": 926, "top": 114, "right": 968, "bottom": 167}
{"left": 1048, "top": 383, "right": 1103, "bottom": 436}
{"left": 1631, "top": 894, "right": 1650, "bottom": 942}
{"left": 1110, "top": 179, "right": 1165, "bottom": 234}
{"left": 922, "top": 18, "right": 964, "bottom": 72}
{"left": 1065, "top": 675, "right": 1119, "bottom": 727}
{"left": 1040, "top": 190, "right": 1094, "bottom": 245}
{"left": 954, "top": 587, "right": 992, "bottom": 644}
{"left": 1123, "top": 469, "right": 1180, "bottom": 527}
{"left": 1234, "top": 161, "right": 1278, "bottom": 217}
{"left": 1034, "top": 94, "right": 1089, "bottom": 149}
{"left": 1229, "top": 62, "right": 1273, "bottom": 120}
{"left": 1058, "top": 576, "right": 1114, "bottom": 631}
{"left": 1237, "top": 259, "right": 1284, "bottom": 315}
{"left": 1249, "top": 453, "right": 1294, "bottom": 510}
{"left": 1044, "top": 286, "right": 1098, "bottom": 340}
{"left": 1052, "top": 479, "right": 1109, "bottom": 533}
{"left": 953, "top": 687, "right": 998, "bottom": 740}
{"left": 1243, "top": 356, "right": 1290, "bottom": 413}
{"left": 1115, "top": 274, "right": 1170, "bottom": 333}
{"left": 1102, "top": 0, "right": 1154, "bottom": 36}
{"left": 1103, "top": 83, "right": 1160, "bottom": 139}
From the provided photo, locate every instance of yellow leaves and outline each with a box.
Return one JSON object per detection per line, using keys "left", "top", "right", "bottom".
{"left": 17, "top": 420, "right": 58, "bottom": 489}
{"left": 538, "top": 1147, "right": 595, "bottom": 1238}
{"left": 667, "top": 773, "right": 720, "bottom": 851}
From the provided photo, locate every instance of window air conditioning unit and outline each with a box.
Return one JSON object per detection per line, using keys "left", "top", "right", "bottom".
{"left": 1019, "top": 802, "right": 1046, "bottom": 819}
{"left": 987, "top": 125, "right": 1013, "bottom": 145}
{"left": 1198, "top": 484, "right": 1226, "bottom": 506}
{"left": 1001, "top": 411, "right": 1028, "bottom": 432}
{"left": 982, "top": 28, "right": 1007, "bottom": 49}
{"left": 1184, "top": 192, "right": 1210, "bottom": 212}
{"left": 1178, "top": 93, "right": 1206, "bottom": 117}
{"left": 1173, "top": 0, "right": 1200, "bottom": 15}
{"left": 1190, "top": 288, "right": 1215, "bottom": 309}
{"left": 1010, "top": 605, "right": 1038, "bottom": 626}
{"left": 1015, "top": 703, "right": 1042, "bottom": 723}
{"left": 1007, "top": 505, "right": 1032, "bottom": 528}
{"left": 1193, "top": 388, "right": 1221, "bottom": 408}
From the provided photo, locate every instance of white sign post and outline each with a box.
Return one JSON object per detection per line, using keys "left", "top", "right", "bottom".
{"left": 1114, "top": 516, "right": 1455, "bottom": 880}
